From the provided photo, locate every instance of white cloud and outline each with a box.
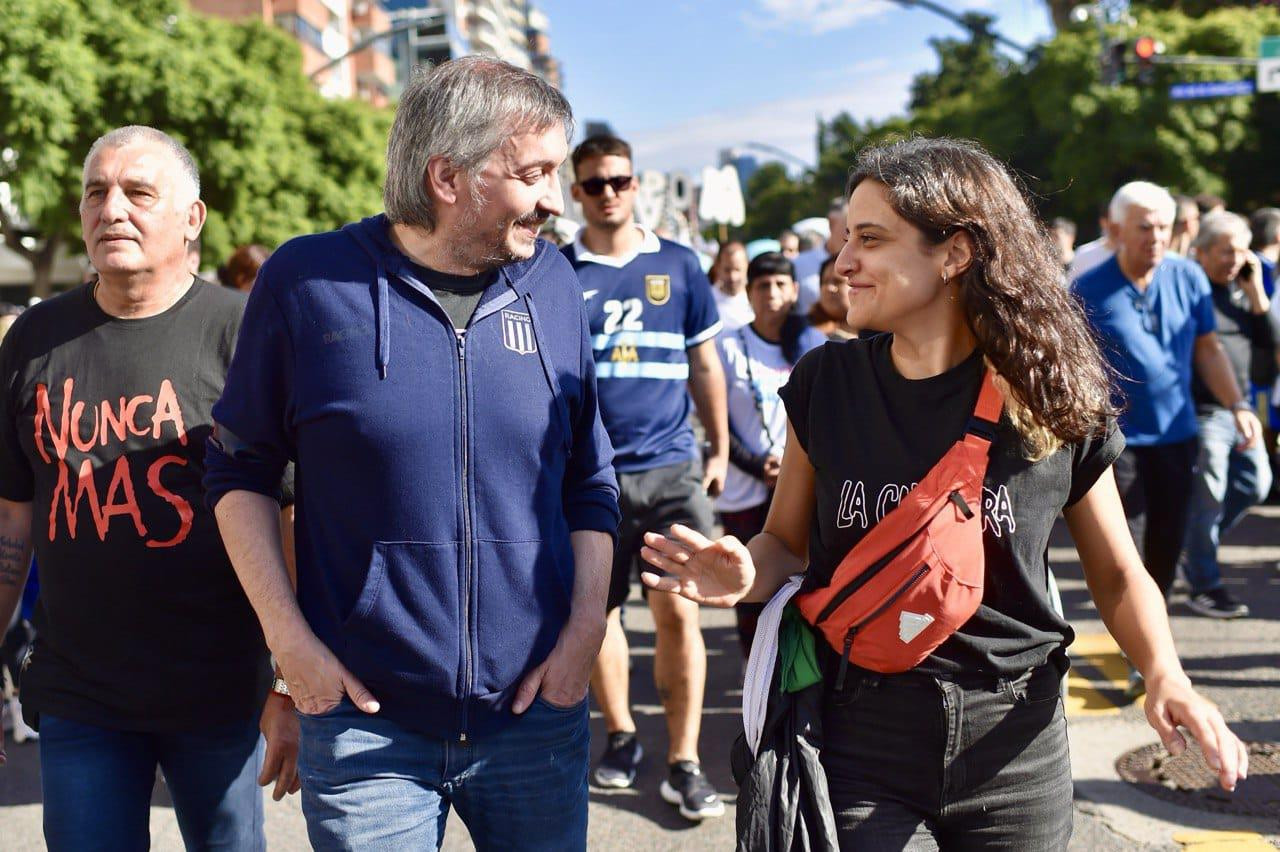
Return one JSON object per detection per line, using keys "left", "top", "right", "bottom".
{"left": 744, "top": 0, "right": 891, "bottom": 36}
{"left": 628, "top": 65, "right": 917, "bottom": 174}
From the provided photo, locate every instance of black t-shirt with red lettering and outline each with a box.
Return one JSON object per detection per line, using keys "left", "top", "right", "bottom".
{"left": 779, "top": 334, "right": 1124, "bottom": 677}
{"left": 0, "top": 280, "right": 272, "bottom": 731}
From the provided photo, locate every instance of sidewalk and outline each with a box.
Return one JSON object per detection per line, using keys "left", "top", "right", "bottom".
{"left": 2, "top": 511, "right": 1277, "bottom": 850}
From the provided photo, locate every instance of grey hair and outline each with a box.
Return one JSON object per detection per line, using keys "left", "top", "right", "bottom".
{"left": 83, "top": 125, "right": 200, "bottom": 201}
{"left": 385, "top": 56, "right": 573, "bottom": 230}
{"left": 1109, "top": 181, "right": 1175, "bottom": 224}
{"left": 1251, "top": 207, "right": 1280, "bottom": 248}
{"left": 1192, "top": 210, "right": 1251, "bottom": 252}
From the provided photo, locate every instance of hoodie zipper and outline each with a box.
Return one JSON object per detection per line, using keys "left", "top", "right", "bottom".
{"left": 834, "top": 562, "right": 932, "bottom": 691}
{"left": 456, "top": 329, "right": 472, "bottom": 744}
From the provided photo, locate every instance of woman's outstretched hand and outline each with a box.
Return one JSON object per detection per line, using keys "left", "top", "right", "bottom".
{"left": 1144, "top": 673, "right": 1248, "bottom": 792}
{"left": 639, "top": 523, "right": 755, "bottom": 608}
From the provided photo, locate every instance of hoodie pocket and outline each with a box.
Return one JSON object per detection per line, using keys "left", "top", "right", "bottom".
{"left": 473, "top": 539, "right": 572, "bottom": 696}
{"left": 342, "top": 541, "right": 461, "bottom": 697}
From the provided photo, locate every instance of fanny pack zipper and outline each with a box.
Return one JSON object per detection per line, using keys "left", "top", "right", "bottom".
{"left": 815, "top": 489, "right": 967, "bottom": 625}
{"left": 834, "top": 562, "right": 932, "bottom": 691}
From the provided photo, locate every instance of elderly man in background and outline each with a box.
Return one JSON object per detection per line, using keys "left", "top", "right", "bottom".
{"left": 1074, "top": 182, "right": 1262, "bottom": 695}
{"left": 1182, "top": 212, "right": 1279, "bottom": 619}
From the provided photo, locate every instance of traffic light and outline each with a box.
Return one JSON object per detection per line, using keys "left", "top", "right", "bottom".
{"left": 1102, "top": 38, "right": 1128, "bottom": 86}
{"left": 1101, "top": 36, "right": 1165, "bottom": 86}
{"left": 1132, "top": 35, "right": 1164, "bottom": 83}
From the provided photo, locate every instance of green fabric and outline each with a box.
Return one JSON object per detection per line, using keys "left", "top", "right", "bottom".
{"left": 780, "top": 603, "right": 822, "bottom": 693}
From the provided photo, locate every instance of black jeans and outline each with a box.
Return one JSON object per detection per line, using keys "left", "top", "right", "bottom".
{"left": 1111, "top": 438, "right": 1199, "bottom": 596}
{"left": 821, "top": 666, "right": 1072, "bottom": 851}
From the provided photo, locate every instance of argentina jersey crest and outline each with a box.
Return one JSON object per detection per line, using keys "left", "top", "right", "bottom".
{"left": 645, "top": 274, "right": 671, "bottom": 306}
{"left": 501, "top": 309, "right": 536, "bottom": 355}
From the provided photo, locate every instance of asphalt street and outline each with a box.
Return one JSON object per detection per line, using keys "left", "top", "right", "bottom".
{"left": 2, "top": 509, "right": 1277, "bottom": 851}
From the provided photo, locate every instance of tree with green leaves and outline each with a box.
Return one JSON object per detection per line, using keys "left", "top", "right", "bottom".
{"left": 744, "top": 5, "right": 1280, "bottom": 243}
{"left": 0, "top": 0, "right": 390, "bottom": 296}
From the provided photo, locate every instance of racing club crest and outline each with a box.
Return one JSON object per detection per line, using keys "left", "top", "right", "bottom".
{"left": 645, "top": 275, "right": 671, "bottom": 306}
{"left": 501, "top": 310, "right": 536, "bottom": 355}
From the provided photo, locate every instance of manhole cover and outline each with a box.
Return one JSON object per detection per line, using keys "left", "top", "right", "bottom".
{"left": 1115, "top": 741, "right": 1280, "bottom": 818}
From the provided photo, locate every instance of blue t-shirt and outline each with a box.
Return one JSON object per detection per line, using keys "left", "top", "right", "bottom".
{"left": 1260, "top": 253, "right": 1276, "bottom": 299}
{"left": 1074, "top": 254, "right": 1216, "bottom": 447}
{"left": 564, "top": 229, "right": 721, "bottom": 472}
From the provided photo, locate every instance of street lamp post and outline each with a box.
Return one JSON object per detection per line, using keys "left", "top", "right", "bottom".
{"left": 886, "top": 0, "right": 1033, "bottom": 58}
{"left": 307, "top": 11, "right": 445, "bottom": 81}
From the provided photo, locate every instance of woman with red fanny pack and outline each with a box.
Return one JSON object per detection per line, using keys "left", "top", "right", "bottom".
{"left": 640, "top": 138, "right": 1248, "bottom": 850}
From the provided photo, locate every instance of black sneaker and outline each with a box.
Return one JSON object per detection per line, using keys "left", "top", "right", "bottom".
{"left": 1186, "top": 588, "right": 1250, "bottom": 619}
{"left": 593, "top": 732, "right": 643, "bottom": 788}
{"left": 660, "top": 760, "right": 725, "bottom": 821}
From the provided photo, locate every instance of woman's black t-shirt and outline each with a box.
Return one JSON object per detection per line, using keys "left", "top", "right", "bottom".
{"left": 779, "top": 334, "right": 1124, "bottom": 676}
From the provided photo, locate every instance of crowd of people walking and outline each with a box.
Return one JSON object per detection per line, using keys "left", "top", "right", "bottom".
{"left": 0, "top": 54, "right": 1270, "bottom": 851}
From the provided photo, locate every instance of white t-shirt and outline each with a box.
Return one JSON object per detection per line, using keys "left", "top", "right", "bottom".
{"left": 713, "top": 286, "right": 754, "bottom": 331}
{"left": 716, "top": 326, "right": 792, "bottom": 513}
{"left": 792, "top": 247, "right": 828, "bottom": 316}
{"left": 1068, "top": 237, "right": 1113, "bottom": 281}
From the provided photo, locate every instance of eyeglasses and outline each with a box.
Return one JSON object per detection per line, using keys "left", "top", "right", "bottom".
{"left": 1131, "top": 289, "right": 1160, "bottom": 337}
{"left": 578, "top": 176, "right": 633, "bottom": 196}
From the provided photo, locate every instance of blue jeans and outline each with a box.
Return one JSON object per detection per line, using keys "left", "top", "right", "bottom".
{"left": 297, "top": 696, "right": 589, "bottom": 851}
{"left": 39, "top": 714, "right": 265, "bottom": 852}
{"left": 1184, "top": 408, "right": 1272, "bottom": 594}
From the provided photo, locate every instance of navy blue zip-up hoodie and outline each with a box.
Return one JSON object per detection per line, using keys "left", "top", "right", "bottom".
{"left": 204, "top": 215, "right": 620, "bottom": 741}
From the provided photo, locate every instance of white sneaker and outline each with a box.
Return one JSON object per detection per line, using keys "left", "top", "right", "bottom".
{"left": 8, "top": 697, "right": 37, "bottom": 743}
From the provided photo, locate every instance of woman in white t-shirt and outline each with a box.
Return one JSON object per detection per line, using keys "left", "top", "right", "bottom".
{"left": 716, "top": 251, "right": 825, "bottom": 654}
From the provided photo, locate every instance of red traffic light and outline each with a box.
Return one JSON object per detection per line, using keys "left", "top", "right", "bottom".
{"left": 1134, "top": 36, "right": 1160, "bottom": 60}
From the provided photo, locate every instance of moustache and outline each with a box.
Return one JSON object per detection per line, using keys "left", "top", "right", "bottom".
{"left": 515, "top": 211, "right": 550, "bottom": 229}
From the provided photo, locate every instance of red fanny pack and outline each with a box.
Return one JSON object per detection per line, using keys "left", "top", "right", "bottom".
{"left": 795, "top": 369, "right": 1003, "bottom": 685}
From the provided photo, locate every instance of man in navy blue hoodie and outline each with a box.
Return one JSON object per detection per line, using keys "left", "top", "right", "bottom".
{"left": 204, "top": 57, "right": 620, "bottom": 851}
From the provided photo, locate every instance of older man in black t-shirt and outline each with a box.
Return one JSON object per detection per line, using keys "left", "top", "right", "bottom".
{"left": 0, "top": 126, "right": 297, "bottom": 850}
{"left": 1184, "top": 211, "right": 1280, "bottom": 619}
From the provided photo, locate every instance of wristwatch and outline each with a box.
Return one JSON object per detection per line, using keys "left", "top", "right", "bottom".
{"left": 270, "top": 676, "right": 291, "bottom": 697}
{"left": 1231, "top": 399, "right": 1252, "bottom": 413}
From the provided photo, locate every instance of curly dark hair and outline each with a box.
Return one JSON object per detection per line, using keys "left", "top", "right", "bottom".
{"left": 847, "top": 137, "right": 1115, "bottom": 456}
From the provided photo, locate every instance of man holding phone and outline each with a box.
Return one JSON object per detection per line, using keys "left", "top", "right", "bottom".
{"left": 1183, "top": 211, "right": 1280, "bottom": 618}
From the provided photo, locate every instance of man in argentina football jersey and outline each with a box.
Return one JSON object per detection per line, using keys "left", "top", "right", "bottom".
{"left": 563, "top": 135, "right": 729, "bottom": 822}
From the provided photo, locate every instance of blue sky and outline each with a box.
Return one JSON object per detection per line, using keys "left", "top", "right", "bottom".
{"left": 536, "top": 0, "right": 1054, "bottom": 173}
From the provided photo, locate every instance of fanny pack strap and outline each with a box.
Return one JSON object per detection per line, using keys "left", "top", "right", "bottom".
{"left": 963, "top": 369, "right": 1003, "bottom": 449}
{"left": 836, "top": 368, "right": 1001, "bottom": 561}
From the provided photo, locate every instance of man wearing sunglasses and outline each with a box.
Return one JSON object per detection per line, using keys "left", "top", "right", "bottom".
{"left": 564, "top": 135, "right": 729, "bottom": 822}
{"left": 1075, "top": 181, "right": 1261, "bottom": 696}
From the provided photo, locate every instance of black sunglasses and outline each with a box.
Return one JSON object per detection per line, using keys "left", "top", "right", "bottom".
{"left": 578, "top": 176, "right": 633, "bottom": 196}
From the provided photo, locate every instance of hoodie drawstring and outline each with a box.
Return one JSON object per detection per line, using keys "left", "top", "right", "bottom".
{"left": 376, "top": 261, "right": 390, "bottom": 379}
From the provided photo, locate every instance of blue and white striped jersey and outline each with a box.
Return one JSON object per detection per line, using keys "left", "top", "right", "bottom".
{"left": 563, "top": 226, "right": 721, "bottom": 472}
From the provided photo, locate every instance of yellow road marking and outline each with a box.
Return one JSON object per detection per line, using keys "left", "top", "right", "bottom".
{"left": 1066, "top": 632, "right": 1135, "bottom": 718}
{"left": 1173, "top": 829, "right": 1275, "bottom": 850}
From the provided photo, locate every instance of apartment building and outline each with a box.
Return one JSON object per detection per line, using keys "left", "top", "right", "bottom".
{"left": 191, "top": 0, "right": 397, "bottom": 105}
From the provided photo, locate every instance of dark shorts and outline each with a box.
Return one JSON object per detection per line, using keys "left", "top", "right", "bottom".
{"left": 609, "top": 460, "right": 715, "bottom": 612}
